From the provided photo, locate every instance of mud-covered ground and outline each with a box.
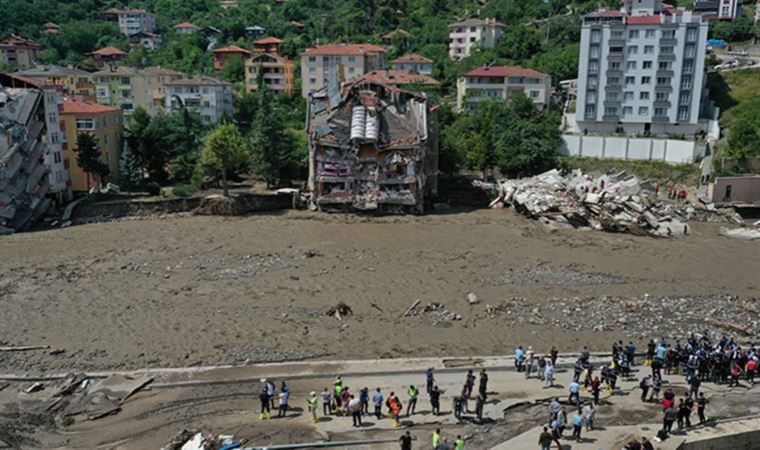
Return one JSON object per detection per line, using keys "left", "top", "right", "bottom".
{"left": 0, "top": 208, "right": 758, "bottom": 373}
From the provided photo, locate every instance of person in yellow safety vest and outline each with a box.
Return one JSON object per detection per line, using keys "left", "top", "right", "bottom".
{"left": 455, "top": 435, "right": 465, "bottom": 450}
{"left": 433, "top": 428, "right": 441, "bottom": 448}
{"left": 406, "top": 385, "right": 419, "bottom": 416}
{"left": 334, "top": 376, "right": 343, "bottom": 413}
{"left": 308, "top": 391, "right": 319, "bottom": 423}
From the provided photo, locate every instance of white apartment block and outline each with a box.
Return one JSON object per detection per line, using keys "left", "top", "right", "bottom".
{"left": 693, "top": 0, "right": 742, "bottom": 20}
{"left": 448, "top": 18, "right": 505, "bottom": 60}
{"left": 575, "top": 0, "right": 709, "bottom": 136}
{"left": 164, "top": 76, "right": 233, "bottom": 125}
{"left": 116, "top": 9, "right": 156, "bottom": 36}
{"left": 300, "top": 44, "right": 387, "bottom": 98}
{"left": 456, "top": 66, "right": 551, "bottom": 112}
{"left": 41, "top": 87, "right": 70, "bottom": 203}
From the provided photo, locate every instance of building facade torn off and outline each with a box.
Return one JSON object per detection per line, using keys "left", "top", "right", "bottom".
{"left": 306, "top": 80, "right": 438, "bottom": 214}
{"left": 0, "top": 83, "right": 53, "bottom": 232}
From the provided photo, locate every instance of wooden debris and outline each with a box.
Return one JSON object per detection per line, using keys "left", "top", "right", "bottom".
{"left": 706, "top": 318, "right": 752, "bottom": 336}
{"left": 0, "top": 345, "right": 50, "bottom": 352}
{"left": 326, "top": 302, "right": 353, "bottom": 320}
{"left": 403, "top": 299, "right": 421, "bottom": 317}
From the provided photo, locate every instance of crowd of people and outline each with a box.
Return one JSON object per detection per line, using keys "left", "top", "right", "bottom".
{"left": 253, "top": 331, "right": 751, "bottom": 449}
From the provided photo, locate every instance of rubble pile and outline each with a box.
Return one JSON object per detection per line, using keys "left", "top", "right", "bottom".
{"left": 161, "top": 430, "right": 245, "bottom": 450}
{"left": 405, "top": 301, "right": 462, "bottom": 324}
{"left": 481, "top": 169, "right": 742, "bottom": 237}
{"left": 477, "top": 294, "right": 760, "bottom": 340}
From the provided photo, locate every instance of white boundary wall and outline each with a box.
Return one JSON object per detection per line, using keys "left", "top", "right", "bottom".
{"left": 560, "top": 134, "right": 707, "bottom": 164}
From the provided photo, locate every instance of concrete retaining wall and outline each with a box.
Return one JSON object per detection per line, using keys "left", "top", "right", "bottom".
{"left": 679, "top": 428, "right": 760, "bottom": 450}
{"left": 560, "top": 134, "right": 707, "bottom": 164}
{"left": 74, "top": 193, "right": 292, "bottom": 220}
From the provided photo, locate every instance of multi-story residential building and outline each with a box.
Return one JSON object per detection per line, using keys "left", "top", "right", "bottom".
{"left": 164, "top": 76, "right": 234, "bottom": 125}
{"left": 300, "top": 43, "right": 387, "bottom": 97}
{"left": 89, "top": 47, "right": 127, "bottom": 69}
{"left": 575, "top": 0, "right": 709, "bottom": 135}
{"left": 391, "top": 54, "right": 435, "bottom": 74}
{"left": 175, "top": 22, "right": 200, "bottom": 34}
{"left": 15, "top": 65, "right": 94, "bottom": 97}
{"left": 128, "top": 31, "right": 163, "bottom": 51}
{"left": 111, "top": 8, "right": 156, "bottom": 36}
{"left": 693, "top": 0, "right": 742, "bottom": 20}
{"left": 456, "top": 66, "right": 551, "bottom": 112}
{"left": 40, "top": 86, "right": 71, "bottom": 203}
{"left": 448, "top": 18, "right": 505, "bottom": 60}
{"left": 246, "top": 38, "right": 295, "bottom": 95}
{"left": 0, "top": 35, "right": 41, "bottom": 70}
{"left": 93, "top": 66, "right": 186, "bottom": 120}
{"left": 60, "top": 99, "right": 123, "bottom": 192}
{"left": 212, "top": 45, "right": 252, "bottom": 72}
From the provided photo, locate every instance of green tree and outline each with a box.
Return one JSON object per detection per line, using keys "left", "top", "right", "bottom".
{"left": 117, "top": 143, "right": 142, "bottom": 195}
{"left": 220, "top": 54, "right": 246, "bottom": 83}
{"left": 199, "top": 123, "right": 250, "bottom": 196}
{"left": 726, "top": 119, "right": 760, "bottom": 161}
{"left": 495, "top": 25, "right": 542, "bottom": 62}
{"left": 74, "top": 133, "right": 109, "bottom": 192}
{"left": 250, "top": 84, "right": 301, "bottom": 187}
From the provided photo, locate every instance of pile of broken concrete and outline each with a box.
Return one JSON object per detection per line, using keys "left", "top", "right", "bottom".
{"left": 481, "top": 169, "right": 741, "bottom": 237}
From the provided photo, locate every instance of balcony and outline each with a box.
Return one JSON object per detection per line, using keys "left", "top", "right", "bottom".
{"left": 607, "top": 53, "right": 624, "bottom": 62}
{"left": 652, "top": 115, "right": 670, "bottom": 123}
{"left": 602, "top": 114, "right": 619, "bottom": 122}
{"left": 656, "top": 70, "right": 674, "bottom": 78}
{"left": 604, "top": 84, "right": 622, "bottom": 92}
{"left": 653, "top": 100, "right": 671, "bottom": 108}
{"left": 603, "top": 99, "right": 621, "bottom": 108}
{"left": 658, "top": 53, "right": 676, "bottom": 62}
{"left": 659, "top": 38, "right": 678, "bottom": 46}
{"left": 606, "top": 69, "right": 623, "bottom": 77}
{"left": 655, "top": 84, "right": 673, "bottom": 92}
{"left": 608, "top": 39, "right": 625, "bottom": 47}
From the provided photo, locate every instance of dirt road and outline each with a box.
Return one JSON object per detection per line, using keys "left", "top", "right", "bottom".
{"left": 0, "top": 209, "right": 758, "bottom": 373}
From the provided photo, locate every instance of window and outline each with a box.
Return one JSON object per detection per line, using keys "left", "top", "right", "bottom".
{"left": 586, "top": 91, "right": 597, "bottom": 103}
{"left": 683, "top": 60, "right": 693, "bottom": 74}
{"left": 120, "top": 77, "right": 130, "bottom": 84}
{"left": 626, "top": 61, "right": 637, "bottom": 70}
{"left": 588, "top": 76, "right": 598, "bottom": 88}
{"left": 348, "top": 56, "right": 356, "bottom": 62}
{"left": 643, "top": 61, "right": 652, "bottom": 69}
{"left": 590, "top": 30, "right": 601, "bottom": 43}
{"left": 308, "top": 56, "right": 316, "bottom": 62}
{"left": 103, "top": 117, "right": 108, "bottom": 127}
{"left": 348, "top": 67, "right": 355, "bottom": 74}
{"left": 469, "top": 37, "right": 476, "bottom": 42}
{"left": 686, "top": 28, "right": 698, "bottom": 42}
{"left": 662, "top": 30, "right": 675, "bottom": 39}
{"left": 661, "top": 46, "right": 674, "bottom": 55}
{"left": 638, "top": 106, "right": 649, "bottom": 115}
{"left": 681, "top": 76, "right": 692, "bottom": 89}
{"left": 624, "top": 91, "right": 634, "bottom": 101}
{"left": 48, "top": 112, "right": 57, "bottom": 123}
{"left": 623, "top": 106, "right": 633, "bottom": 116}
{"left": 104, "top": 135, "right": 110, "bottom": 145}
{"left": 645, "top": 29, "right": 656, "bottom": 38}
{"left": 604, "top": 106, "right": 618, "bottom": 115}
{"left": 678, "top": 106, "right": 689, "bottom": 121}
{"left": 97, "top": 89, "right": 108, "bottom": 97}
{"left": 610, "top": 46, "right": 623, "bottom": 54}
{"left": 644, "top": 45, "right": 654, "bottom": 55}
{"left": 628, "top": 30, "right": 639, "bottom": 39}
{"left": 309, "top": 78, "right": 316, "bottom": 84}
{"left": 626, "top": 45, "right": 638, "bottom": 55}
{"left": 608, "top": 92, "right": 619, "bottom": 101}
{"left": 640, "top": 92, "right": 650, "bottom": 100}
{"left": 656, "top": 92, "right": 669, "bottom": 101}
{"left": 203, "top": 100, "right": 210, "bottom": 107}
{"left": 608, "top": 77, "right": 620, "bottom": 86}
{"left": 656, "top": 77, "right": 670, "bottom": 86}
{"left": 308, "top": 67, "right": 316, "bottom": 73}
{"left": 679, "top": 92, "right": 691, "bottom": 105}
{"left": 654, "top": 107, "right": 665, "bottom": 116}
{"left": 611, "top": 30, "right": 623, "bottom": 39}
{"left": 590, "top": 45, "right": 600, "bottom": 58}
{"left": 585, "top": 105, "right": 595, "bottom": 116}
{"left": 76, "top": 118, "right": 95, "bottom": 130}
{"left": 609, "top": 61, "right": 621, "bottom": 70}
{"left": 641, "top": 76, "right": 651, "bottom": 84}
{"left": 625, "top": 76, "right": 635, "bottom": 86}
{"left": 51, "top": 132, "right": 60, "bottom": 144}
{"left": 53, "top": 151, "right": 62, "bottom": 163}
{"left": 588, "top": 61, "right": 599, "bottom": 74}
{"left": 530, "top": 90, "right": 539, "bottom": 98}
{"left": 658, "top": 61, "right": 670, "bottom": 70}
{"left": 470, "top": 26, "right": 476, "bottom": 32}
{"left": 685, "top": 44, "right": 696, "bottom": 58}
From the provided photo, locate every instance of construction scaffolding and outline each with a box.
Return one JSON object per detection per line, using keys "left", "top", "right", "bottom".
{"left": 306, "top": 79, "right": 438, "bottom": 214}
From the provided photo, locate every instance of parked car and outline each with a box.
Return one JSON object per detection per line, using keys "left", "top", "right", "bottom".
{"left": 715, "top": 59, "right": 739, "bottom": 70}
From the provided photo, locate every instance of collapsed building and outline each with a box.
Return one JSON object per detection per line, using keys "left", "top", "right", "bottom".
{"left": 0, "top": 82, "right": 53, "bottom": 233}
{"left": 306, "top": 78, "right": 438, "bottom": 213}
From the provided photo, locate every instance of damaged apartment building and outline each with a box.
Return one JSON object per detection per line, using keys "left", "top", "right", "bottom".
{"left": 0, "top": 76, "right": 58, "bottom": 233}
{"left": 306, "top": 77, "right": 438, "bottom": 213}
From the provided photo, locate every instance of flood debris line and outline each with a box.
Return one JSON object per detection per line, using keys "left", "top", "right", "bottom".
{"left": 477, "top": 294, "right": 760, "bottom": 339}
{"left": 479, "top": 169, "right": 742, "bottom": 236}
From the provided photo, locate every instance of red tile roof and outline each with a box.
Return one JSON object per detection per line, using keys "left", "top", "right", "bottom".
{"left": 61, "top": 100, "right": 121, "bottom": 114}
{"left": 0, "top": 34, "right": 41, "bottom": 49}
{"left": 357, "top": 70, "right": 439, "bottom": 85}
{"left": 463, "top": 66, "right": 549, "bottom": 78}
{"left": 302, "top": 43, "right": 386, "bottom": 56}
{"left": 254, "top": 37, "right": 284, "bottom": 44}
{"left": 213, "top": 45, "right": 251, "bottom": 55}
{"left": 627, "top": 15, "right": 662, "bottom": 24}
{"left": 90, "top": 46, "right": 126, "bottom": 56}
{"left": 175, "top": 22, "right": 199, "bottom": 29}
{"left": 391, "top": 53, "right": 433, "bottom": 64}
